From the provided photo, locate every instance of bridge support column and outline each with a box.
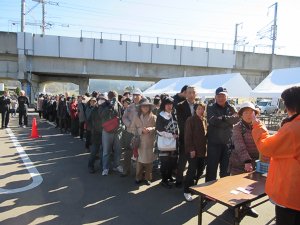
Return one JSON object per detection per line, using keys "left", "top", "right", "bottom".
{"left": 78, "top": 78, "right": 89, "bottom": 95}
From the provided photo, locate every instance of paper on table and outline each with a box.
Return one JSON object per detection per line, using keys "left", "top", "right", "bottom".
{"left": 230, "top": 190, "right": 240, "bottom": 195}
{"left": 237, "top": 187, "right": 251, "bottom": 194}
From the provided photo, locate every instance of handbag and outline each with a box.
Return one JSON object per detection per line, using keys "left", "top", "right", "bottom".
{"left": 157, "top": 135, "right": 176, "bottom": 151}
{"left": 102, "top": 117, "right": 119, "bottom": 133}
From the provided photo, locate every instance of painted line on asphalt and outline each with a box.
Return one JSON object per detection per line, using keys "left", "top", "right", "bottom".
{"left": 0, "top": 128, "right": 43, "bottom": 194}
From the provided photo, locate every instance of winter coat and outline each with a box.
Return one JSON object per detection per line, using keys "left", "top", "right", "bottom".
{"left": 58, "top": 101, "right": 68, "bottom": 119}
{"left": 252, "top": 114, "right": 300, "bottom": 211}
{"left": 156, "top": 111, "right": 179, "bottom": 153}
{"left": 229, "top": 120, "right": 259, "bottom": 175}
{"left": 184, "top": 115, "right": 207, "bottom": 157}
{"left": 131, "top": 112, "right": 157, "bottom": 164}
{"left": 122, "top": 103, "right": 138, "bottom": 133}
{"left": 70, "top": 102, "right": 78, "bottom": 120}
{"left": 17, "top": 96, "right": 29, "bottom": 112}
{"left": 207, "top": 102, "right": 239, "bottom": 145}
{"left": 78, "top": 102, "right": 86, "bottom": 123}
{"left": 84, "top": 104, "right": 95, "bottom": 131}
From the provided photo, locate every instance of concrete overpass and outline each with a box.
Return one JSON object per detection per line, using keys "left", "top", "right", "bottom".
{"left": 1, "top": 31, "right": 300, "bottom": 101}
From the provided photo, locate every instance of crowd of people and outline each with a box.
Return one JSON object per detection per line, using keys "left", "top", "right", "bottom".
{"left": 1, "top": 85, "right": 299, "bottom": 225}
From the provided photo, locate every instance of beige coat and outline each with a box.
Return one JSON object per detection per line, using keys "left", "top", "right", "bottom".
{"left": 131, "top": 112, "right": 157, "bottom": 164}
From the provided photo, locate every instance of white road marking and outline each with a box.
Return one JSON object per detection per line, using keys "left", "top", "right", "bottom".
{"left": 0, "top": 128, "right": 43, "bottom": 194}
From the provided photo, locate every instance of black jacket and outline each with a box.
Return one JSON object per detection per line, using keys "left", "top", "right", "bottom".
{"left": 176, "top": 100, "right": 194, "bottom": 143}
{"left": 17, "top": 96, "right": 29, "bottom": 111}
{"left": 207, "top": 102, "right": 239, "bottom": 145}
{"left": 0, "top": 96, "right": 11, "bottom": 112}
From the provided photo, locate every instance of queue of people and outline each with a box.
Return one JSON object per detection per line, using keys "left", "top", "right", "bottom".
{"left": 1, "top": 85, "right": 299, "bottom": 225}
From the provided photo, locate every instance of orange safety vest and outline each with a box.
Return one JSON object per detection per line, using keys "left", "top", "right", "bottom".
{"left": 252, "top": 115, "right": 300, "bottom": 211}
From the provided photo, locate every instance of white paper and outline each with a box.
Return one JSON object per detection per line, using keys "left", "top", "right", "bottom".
{"left": 237, "top": 187, "right": 251, "bottom": 194}
{"left": 230, "top": 190, "right": 240, "bottom": 195}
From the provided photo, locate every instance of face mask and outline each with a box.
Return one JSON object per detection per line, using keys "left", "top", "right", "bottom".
{"left": 61, "top": 98, "right": 65, "bottom": 101}
{"left": 98, "top": 100, "right": 105, "bottom": 105}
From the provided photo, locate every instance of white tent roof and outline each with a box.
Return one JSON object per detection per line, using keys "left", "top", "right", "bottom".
{"left": 251, "top": 67, "right": 300, "bottom": 98}
{"left": 143, "top": 73, "right": 252, "bottom": 98}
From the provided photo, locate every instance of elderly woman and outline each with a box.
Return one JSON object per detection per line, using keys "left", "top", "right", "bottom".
{"left": 131, "top": 98, "right": 157, "bottom": 185}
{"left": 252, "top": 86, "right": 300, "bottom": 225}
{"left": 183, "top": 102, "right": 207, "bottom": 202}
{"left": 229, "top": 102, "right": 260, "bottom": 175}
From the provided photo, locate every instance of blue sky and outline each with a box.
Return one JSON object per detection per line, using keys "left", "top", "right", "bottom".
{"left": 1, "top": 0, "right": 300, "bottom": 56}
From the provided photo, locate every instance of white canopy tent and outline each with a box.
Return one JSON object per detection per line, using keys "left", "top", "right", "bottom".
{"left": 251, "top": 67, "right": 300, "bottom": 98}
{"left": 143, "top": 73, "right": 252, "bottom": 98}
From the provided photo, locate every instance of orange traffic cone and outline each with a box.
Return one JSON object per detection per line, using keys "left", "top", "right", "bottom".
{"left": 30, "top": 117, "right": 40, "bottom": 138}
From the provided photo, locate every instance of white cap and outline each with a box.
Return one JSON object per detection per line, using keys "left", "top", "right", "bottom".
{"left": 132, "top": 88, "right": 142, "bottom": 95}
{"left": 238, "top": 101, "right": 260, "bottom": 114}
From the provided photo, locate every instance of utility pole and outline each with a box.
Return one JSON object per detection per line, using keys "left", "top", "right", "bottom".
{"left": 42, "top": 0, "right": 45, "bottom": 35}
{"left": 233, "top": 23, "right": 242, "bottom": 51}
{"left": 270, "top": 2, "right": 278, "bottom": 70}
{"left": 21, "top": 0, "right": 26, "bottom": 32}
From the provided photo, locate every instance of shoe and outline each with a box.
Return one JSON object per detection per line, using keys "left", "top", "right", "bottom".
{"left": 23, "top": 125, "right": 26, "bottom": 128}
{"left": 102, "top": 169, "right": 109, "bottom": 176}
{"left": 175, "top": 181, "right": 183, "bottom": 188}
{"left": 135, "top": 180, "right": 142, "bottom": 185}
{"left": 85, "top": 148, "right": 90, "bottom": 153}
{"left": 144, "top": 180, "right": 151, "bottom": 186}
{"left": 184, "top": 193, "right": 193, "bottom": 202}
{"left": 245, "top": 207, "right": 259, "bottom": 218}
{"left": 169, "top": 177, "right": 175, "bottom": 182}
{"left": 88, "top": 167, "right": 95, "bottom": 174}
{"left": 113, "top": 166, "right": 123, "bottom": 173}
{"left": 160, "top": 181, "right": 172, "bottom": 189}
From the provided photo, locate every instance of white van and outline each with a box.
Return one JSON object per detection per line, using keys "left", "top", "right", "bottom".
{"left": 256, "top": 99, "right": 278, "bottom": 114}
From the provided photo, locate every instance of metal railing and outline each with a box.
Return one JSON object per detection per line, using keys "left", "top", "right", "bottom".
{"left": 80, "top": 30, "right": 272, "bottom": 54}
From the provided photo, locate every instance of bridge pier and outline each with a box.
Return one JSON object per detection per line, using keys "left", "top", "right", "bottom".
{"left": 77, "top": 78, "right": 89, "bottom": 95}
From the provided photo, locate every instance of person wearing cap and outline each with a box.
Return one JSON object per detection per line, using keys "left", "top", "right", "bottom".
{"left": 130, "top": 98, "right": 157, "bottom": 185}
{"left": 205, "top": 87, "right": 239, "bottom": 182}
{"left": 156, "top": 96, "right": 179, "bottom": 188}
{"left": 252, "top": 86, "right": 300, "bottom": 225}
{"left": 121, "top": 88, "right": 143, "bottom": 177}
{"left": 229, "top": 102, "right": 260, "bottom": 175}
{"left": 228, "top": 101, "right": 260, "bottom": 218}
{"left": 173, "top": 85, "right": 188, "bottom": 109}
{"left": 176, "top": 86, "right": 197, "bottom": 188}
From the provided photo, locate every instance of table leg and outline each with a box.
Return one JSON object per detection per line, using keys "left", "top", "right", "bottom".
{"left": 234, "top": 207, "right": 241, "bottom": 225}
{"left": 198, "top": 195, "right": 204, "bottom": 225}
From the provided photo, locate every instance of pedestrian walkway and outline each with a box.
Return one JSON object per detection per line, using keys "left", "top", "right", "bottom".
{"left": 0, "top": 113, "right": 276, "bottom": 225}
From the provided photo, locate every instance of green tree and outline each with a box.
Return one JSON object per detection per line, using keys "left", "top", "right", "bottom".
{"left": 15, "top": 87, "right": 21, "bottom": 96}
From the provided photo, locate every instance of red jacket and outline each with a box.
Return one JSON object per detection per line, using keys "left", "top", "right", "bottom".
{"left": 252, "top": 115, "right": 300, "bottom": 211}
{"left": 70, "top": 102, "right": 78, "bottom": 120}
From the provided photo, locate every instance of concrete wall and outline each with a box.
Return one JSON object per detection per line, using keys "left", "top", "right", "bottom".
{"left": 0, "top": 32, "right": 17, "bottom": 54}
{"left": 17, "top": 33, "right": 235, "bottom": 68}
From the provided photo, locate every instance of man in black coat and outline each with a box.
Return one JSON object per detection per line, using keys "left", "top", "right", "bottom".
{"left": 17, "top": 90, "right": 30, "bottom": 128}
{"left": 175, "top": 86, "right": 197, "bottom": 187}
{"left": 205, "top": 87, "right": 239, "bottom": 182}
{"left": 0, "top": 91, "right": 11, "bottom": 128}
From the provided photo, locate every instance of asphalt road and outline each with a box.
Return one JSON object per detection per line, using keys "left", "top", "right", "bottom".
{"left": 0, "top": 112, "right": 276, "bottom": 225}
